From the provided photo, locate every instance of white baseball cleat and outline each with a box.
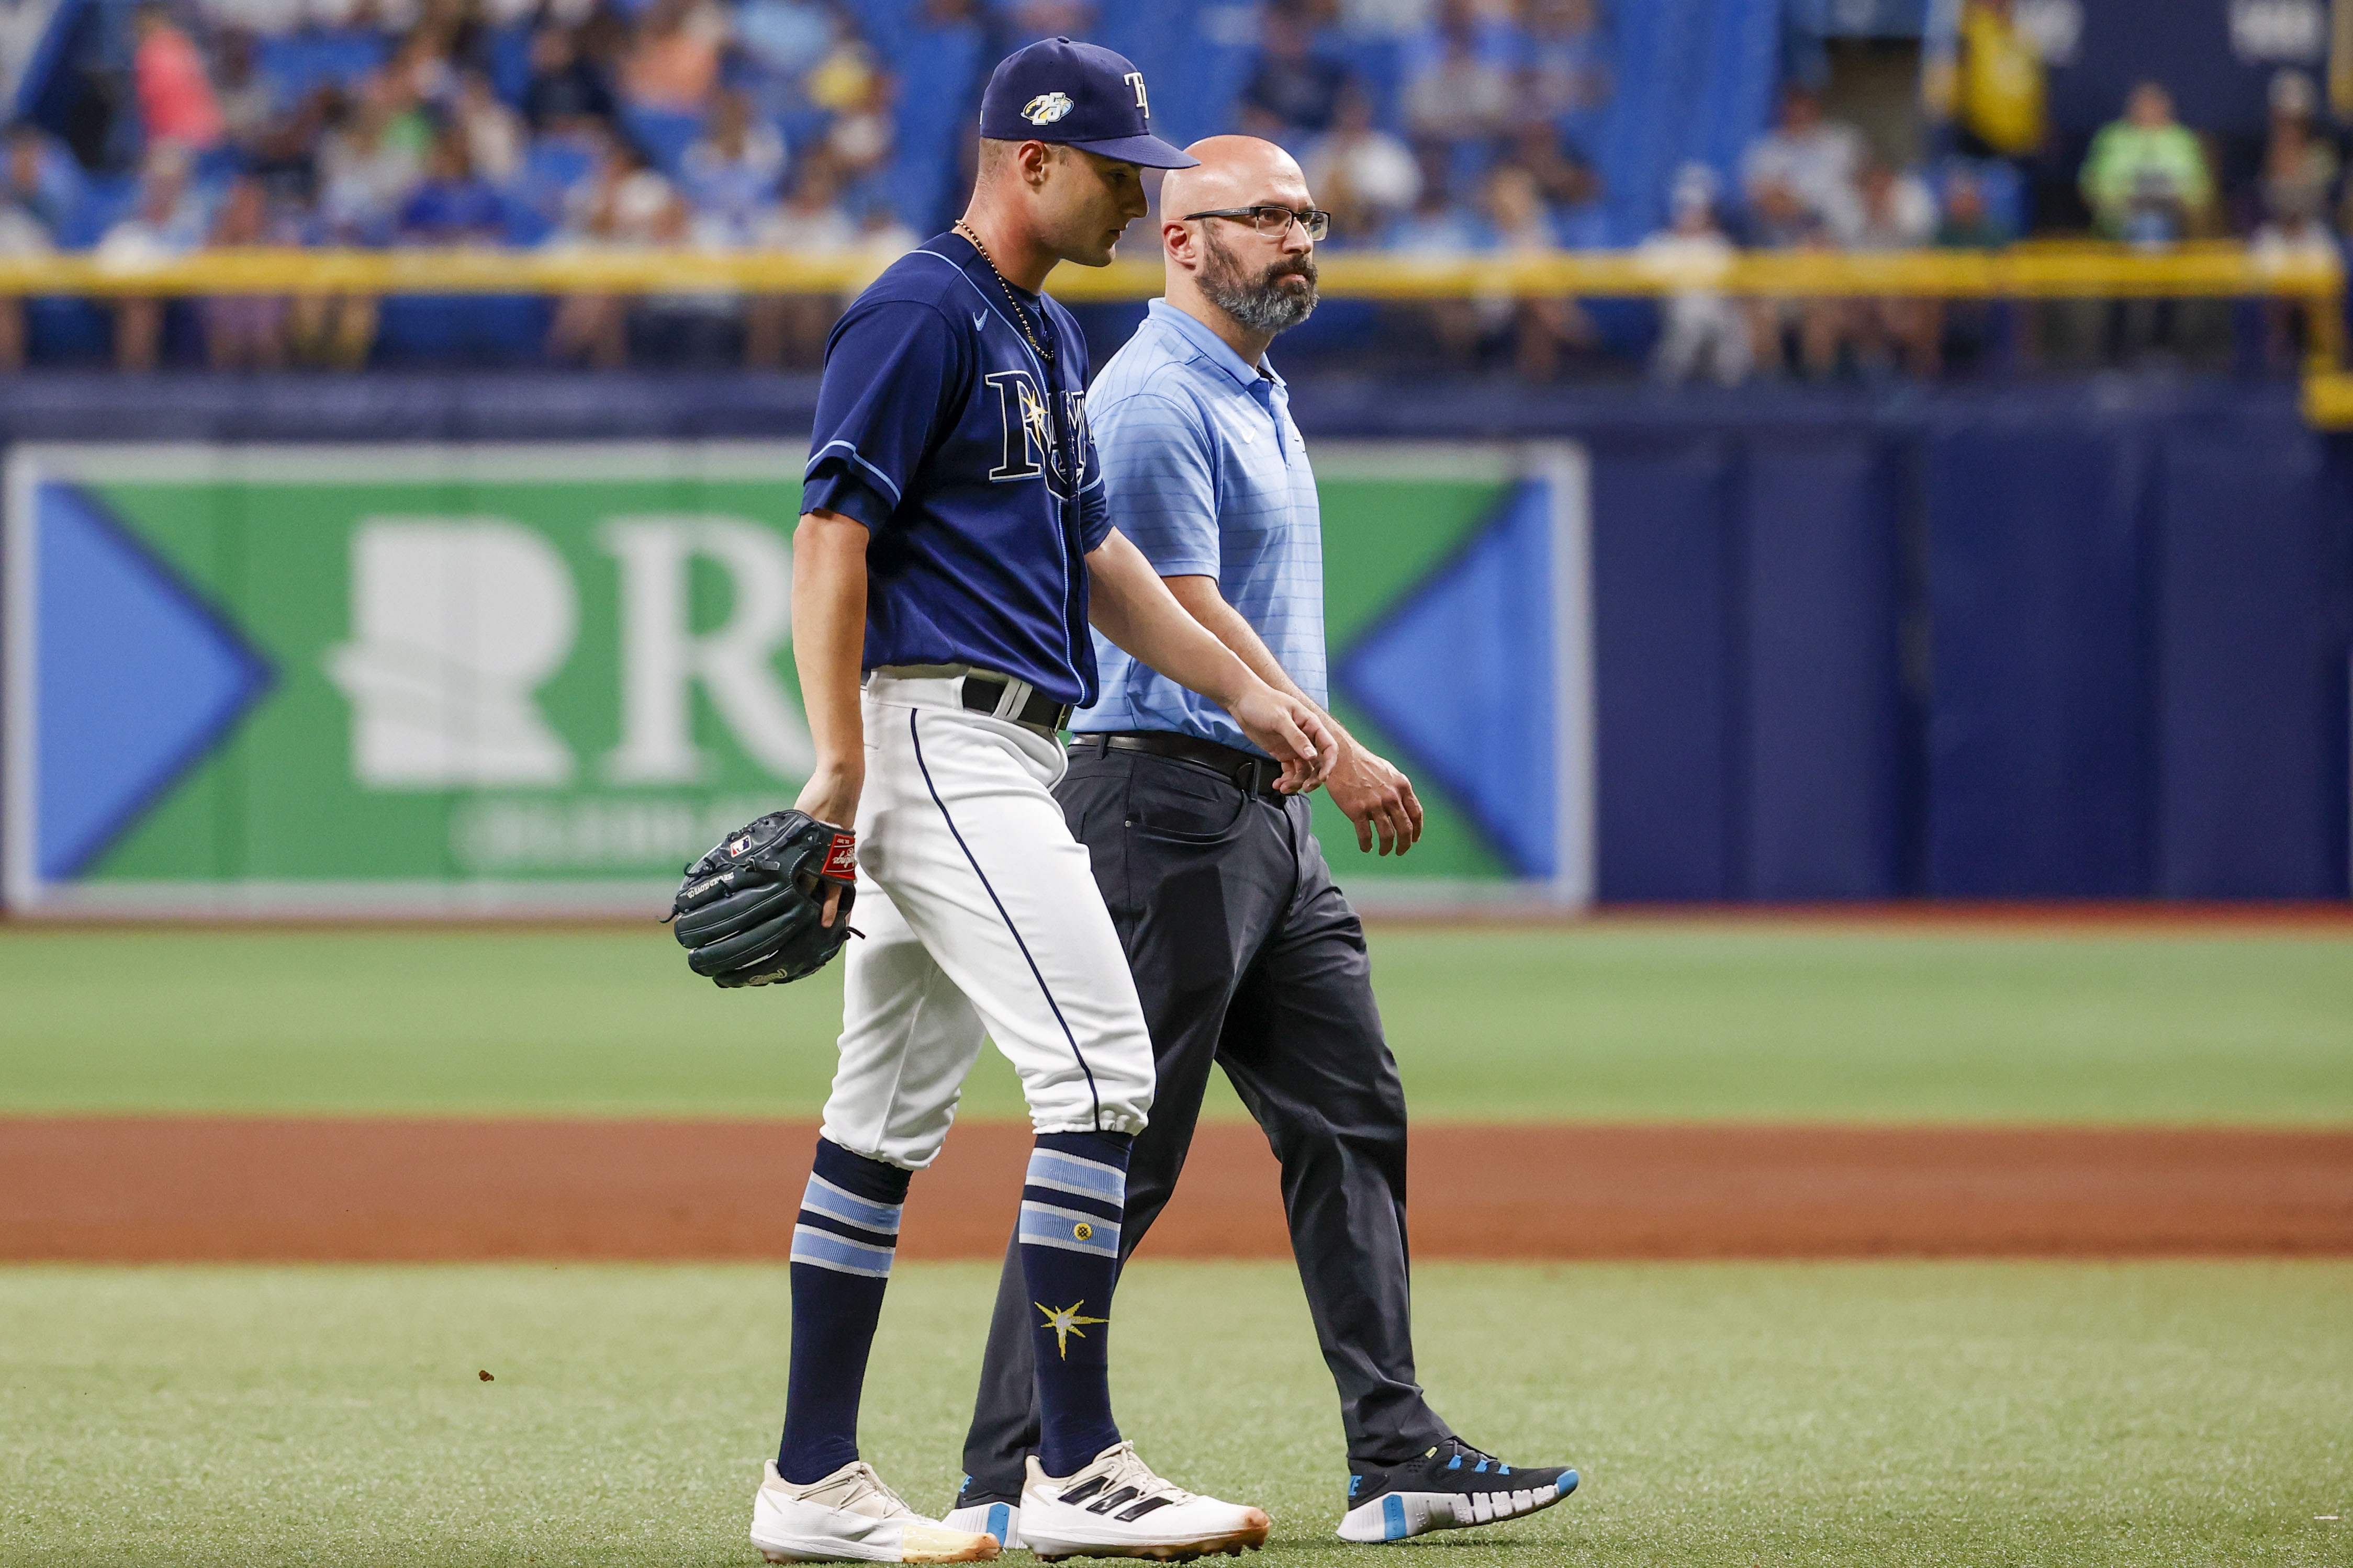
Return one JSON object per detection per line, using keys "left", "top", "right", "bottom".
{"left": 750, "top": 1459, "right": 1003, "bottom": 1563}
{"left": 942, "top": 1499, "right": 1023, "bottom": 1551}
{"left": 1018, "top": 1441, "right": 1271, "bottom": 1562}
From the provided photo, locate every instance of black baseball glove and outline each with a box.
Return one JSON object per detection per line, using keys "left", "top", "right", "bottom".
{"left": 668, "top": 810, "right": 859, "bottom": 987}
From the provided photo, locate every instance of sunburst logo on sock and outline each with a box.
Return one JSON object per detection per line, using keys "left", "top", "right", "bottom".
{"left": 1035, "top": 1300, "right": 1108, "bottom": 1359}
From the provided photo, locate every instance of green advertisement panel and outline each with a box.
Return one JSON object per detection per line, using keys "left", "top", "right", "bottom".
{"left": 5, "top": 441, "right": 1587, "bottom": 915}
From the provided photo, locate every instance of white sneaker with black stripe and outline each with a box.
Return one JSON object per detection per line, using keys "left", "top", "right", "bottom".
{"left": 1018, "top": 1441, "right": 1271, "bottom": 1562}
{"left": 1334, "top": 1439, "right": 1579, "bottom": 1543}
{"left": 752, "top": 1459, "right": 1003, "bottom": 1563}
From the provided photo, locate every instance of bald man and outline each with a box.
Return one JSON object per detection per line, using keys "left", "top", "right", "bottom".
{"left": 946, "top": 136, "right": 1581, "bottom": 1548}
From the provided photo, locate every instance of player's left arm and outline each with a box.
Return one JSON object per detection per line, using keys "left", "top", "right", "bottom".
{"left": 1086, "top": 529, "right": 1339, "bottom": 792}
{"left": 1161, "top": 576, "right": 1423, "bottom": 856}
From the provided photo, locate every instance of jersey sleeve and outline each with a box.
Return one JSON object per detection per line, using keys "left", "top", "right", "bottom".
{"left": 1091, "top": 390, "right": 1219, "bottom": 577}
{"left": 803, "top": 299, "right": 966, "bottom": 530}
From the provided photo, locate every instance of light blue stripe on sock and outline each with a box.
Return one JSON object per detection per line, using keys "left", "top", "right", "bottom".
{"left": 801, "top": 1173, "right": 904, "bottom": 1235}
{"left": 790, "top": 1224, "right": 895, "bottom": 1277}
{"left": 1025, "top": 1148, "right": 1127, "bottom": 1203}
{"left": 1017, "top": 1200, "right": 1119, "bottom": 1257}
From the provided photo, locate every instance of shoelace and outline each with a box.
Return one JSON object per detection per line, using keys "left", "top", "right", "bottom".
{"left": 846, "top": 1461, "right": 919, "bottom": 1517}
{"left": 1093, "top": 1441, "right": 1197, "bottom": 1505}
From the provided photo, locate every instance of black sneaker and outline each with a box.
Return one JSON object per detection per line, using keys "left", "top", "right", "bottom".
{"left": 1336, "top": 1439, "right": 1578, "bottom": 1542}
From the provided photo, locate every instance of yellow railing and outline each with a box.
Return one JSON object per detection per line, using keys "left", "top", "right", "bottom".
{"left": 6, "top": 241, "right": 2349, "bottom": 418}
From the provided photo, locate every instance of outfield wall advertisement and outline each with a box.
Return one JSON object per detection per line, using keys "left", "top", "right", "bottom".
{"left": 3, "top": 441, "right": 1592, "bottom": 916}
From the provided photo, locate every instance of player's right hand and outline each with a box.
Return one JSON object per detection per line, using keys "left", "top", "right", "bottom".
{"left": 1230, "top": 685, "right": 1340, "bottom": 794}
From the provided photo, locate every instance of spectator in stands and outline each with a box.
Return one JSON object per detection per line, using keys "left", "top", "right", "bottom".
{"left": 1481, "top": 162, "right": 1595, "bottom": 380}
{"left": 622, "top": 0, "right": 726, "bottom": 114}
{"left": 854, "top": 198, "right": 917, "bottom": 263}
{"left": 1935, "top": 165, "right": 2013, "bottom": 249}
{"left": 199, "top": 176, "right": 290, "bottom": 371}
{"left": 1302, "top": 82, "right": 1419, "bottom": 243}
{"left": 0, "top": 126, "right": 62, "bottom": 374}
{"left": 1639, "top": 163, "right": 1748, "bottom": 387}
{"left": 1403, "top": 0, "right": 1515, "bottom": 153}
{"left": 735, "top": 0, "right": 833, "bottom": 92}
{"left": 99, "top": 144, "right": 211, "bottom": 373}
{"left": 746, "top": 153, "right": 851, "bottom": 367}
{"left": 2080, "top": 82, "right": 2212, "bottom": 245}
{"left": 546, "top": 137, "right": 673, "bottom": 367}
{"left": 246, "top": 84, "right": 334, "bottom": 211}
{"left": 1840, "top": 161, "right": 1940, "bottom": 376}
{"left": 2251, "top": 73, "right": 2340, "bottom": 369}
{"left": 397, "top": 125, "right": 506, "bottom": 243}
{"left": 633, "top": 186, "right": 742, "bottom": 365}
{"left": 132, "top": 3, "right": 226, "bottom": 153}
{"left": 211, "top": 30, "right": 277, "bottom": 152}
{"left": 523, "top": 24, "right": 615, "bottom": 134}
{"left": 680, "top": 87, "right": 786, "bottom": 242}
{"left": 1741, "top": 83, "right": 1865, "bottom": 243}
{"left": 2260, "top": 71, "right": 2338, "bottom": 233}
{"left": 317, "top": 78, "right": 430, "bottom": 243}
{"left": 805, "top": 26, "right": 891, "bottom": 178}
{"left": 1238, "top": 5, "right": 1351, "bottom": 142}
{"left": 1503, "top": 118, "right": 1598, "bottom": 211}
{"left": 1945, "top": 0, "right": 2046, "bottom": 160}
{"left": 1518, "top": 0, "right": 1609, "bottom": 125}
{"left": 452, "top": 69, "right": 524, "bottom": 184}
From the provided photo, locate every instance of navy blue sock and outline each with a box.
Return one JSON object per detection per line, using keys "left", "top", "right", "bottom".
{"left": 776, "top": 1138, "right": 911, "bottom": 1484}
{"left": 1019, "top": 1130, "right": 1133, "bottom": 1477}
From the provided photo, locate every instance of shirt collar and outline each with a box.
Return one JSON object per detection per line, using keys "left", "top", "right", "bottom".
{"left": 1147, "top": 298, "right": 1285, "bottom": 393}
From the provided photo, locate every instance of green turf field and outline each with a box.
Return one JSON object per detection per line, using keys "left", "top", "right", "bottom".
{"left": 3, "top": 924, "right": 2348, "bottom": 1123}
{"left": 2, "top": 1259, "right": 2345, "bottom": 1566}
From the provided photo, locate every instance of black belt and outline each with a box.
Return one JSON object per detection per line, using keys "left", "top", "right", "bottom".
{"left": 1078, "top": 729, "right": 1291, "bottom": 802}
{"left": 960, "top": 673, "right": 1072, "bottom": 733}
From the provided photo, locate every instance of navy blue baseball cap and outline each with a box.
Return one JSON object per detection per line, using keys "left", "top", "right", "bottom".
{"left": 978, "top": 37, "right": 1198, "bottom": 170}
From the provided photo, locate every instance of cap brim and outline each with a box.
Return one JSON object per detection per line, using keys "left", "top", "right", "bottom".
{"left": 1066, "top": 132, "right": 1199, "bottom": 170}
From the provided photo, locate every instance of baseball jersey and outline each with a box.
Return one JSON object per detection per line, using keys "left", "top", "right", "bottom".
{"left": 802, "top": 232, "right": 1113, "bottom": 707}
{"left": 1075, "top": 298, "right": 1326, "bottom": 755}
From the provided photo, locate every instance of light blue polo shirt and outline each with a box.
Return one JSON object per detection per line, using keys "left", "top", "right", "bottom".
{"left": 1075, "top": 298, "right": 1326, "bottom": 755}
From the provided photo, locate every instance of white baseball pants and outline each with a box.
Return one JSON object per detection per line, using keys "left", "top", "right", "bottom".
{"left": 819, "top": 670, "right": 1155, "bottom": 1170}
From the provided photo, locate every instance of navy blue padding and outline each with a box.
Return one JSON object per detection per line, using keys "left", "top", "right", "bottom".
{"left": 1925, "top": 422, "right": 2152, "bottom": 897}
{"left": 1592, "top": 441, "right": 1736, "bottom": 900}
{"left": 1742, "top": 438, "right": 1903, "bottom": 899}
{"left": 2154, "top": 428, "right": 2352, "bottom": 898}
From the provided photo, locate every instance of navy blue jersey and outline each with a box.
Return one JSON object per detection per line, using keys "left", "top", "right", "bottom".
{"left": 802, "top": 232, "right": 1113, "bottom": 707}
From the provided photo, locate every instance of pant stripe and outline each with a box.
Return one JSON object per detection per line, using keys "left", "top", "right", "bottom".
{"left": 907, "top": 707, "right": 1102, "bottom": 1128}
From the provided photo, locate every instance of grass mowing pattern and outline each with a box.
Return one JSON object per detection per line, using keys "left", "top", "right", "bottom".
{"left": 2, "top": 1260, "right": 2347, "bottom": 1566}
{"left": 3, "top": 926, "right": 2349, "bottom": 1122}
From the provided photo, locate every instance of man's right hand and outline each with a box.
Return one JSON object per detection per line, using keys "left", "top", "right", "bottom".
{"left": 1228, "top": 683, "right": 1340, "bottom": 793}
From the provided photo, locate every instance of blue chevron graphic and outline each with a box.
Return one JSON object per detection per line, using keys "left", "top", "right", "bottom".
{"left": 33, "top": 483, "right": 273, "bottom": 881}
{"left": 1334, "top": 479, "right": 1560, "bottom": 878}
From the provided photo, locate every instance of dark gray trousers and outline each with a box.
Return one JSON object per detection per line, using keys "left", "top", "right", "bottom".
{"left": 958, "top": 741, "right": 1451, "bottom": 1496}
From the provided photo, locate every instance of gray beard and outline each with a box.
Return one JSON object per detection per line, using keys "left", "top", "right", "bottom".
{"left": 1199, "top": 232, "right": 1318, "bottom": 335}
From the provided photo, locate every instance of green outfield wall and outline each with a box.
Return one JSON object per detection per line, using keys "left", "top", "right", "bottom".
{"left": 4, "top": 441, "right": 1590, "bottom": 915}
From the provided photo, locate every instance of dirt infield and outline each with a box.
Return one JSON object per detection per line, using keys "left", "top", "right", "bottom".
{"left": 5, "top": 1119, "right": 2349, "bottom": 1260}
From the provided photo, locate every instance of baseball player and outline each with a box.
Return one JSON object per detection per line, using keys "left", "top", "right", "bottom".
{"left": 945, "top": 138, "right": 1581, "bottom": 1547}
{"left": 745, "top": 41, "right": 1340, "bottom": 1567}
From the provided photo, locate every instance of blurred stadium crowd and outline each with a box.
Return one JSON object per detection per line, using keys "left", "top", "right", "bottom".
{"left": 0, "top": 0, "right": 2341, "bottom": 375}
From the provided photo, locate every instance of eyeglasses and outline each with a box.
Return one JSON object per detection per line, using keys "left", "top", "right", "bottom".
{"left": 1182, "top": 205, "right": 1331, "bottom": 241}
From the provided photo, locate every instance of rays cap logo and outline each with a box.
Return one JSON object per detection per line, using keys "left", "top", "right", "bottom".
{"left": 978, "top": 37, "right": 1199, "bottom": 170}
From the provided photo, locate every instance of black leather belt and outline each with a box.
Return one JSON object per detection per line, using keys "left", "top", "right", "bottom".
{"left": 1078, "top": 729, "right": 1291, "bottom": 802}
{"left": 960, "top": 674, "right": 1072, "bottom": 733}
